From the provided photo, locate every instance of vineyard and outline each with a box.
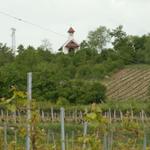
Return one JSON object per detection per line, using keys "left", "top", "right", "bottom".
{"left": 1, "top": 68, "right": 150, "bottom": 150}
{"left": 1, "top": 1, "right": 150, "bottom": 148}
{"left": 105, "top": 65, "right": 150, "bottom": 101}
{"left": 0, "top": 103, "right": 150, "bottom": 149}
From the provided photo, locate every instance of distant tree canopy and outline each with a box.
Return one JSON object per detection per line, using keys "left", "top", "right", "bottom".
{"left": 39, "top": 39, "right": 52, "bottom": 52}
{"left": 82, "top": 26, "right": 111, "bottom": 52}
{"left": 1, "top": 25, "right": 150, "bottom": 104}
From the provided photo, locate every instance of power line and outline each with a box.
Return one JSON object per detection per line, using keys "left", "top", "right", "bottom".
{"left": 0, "top": 11, "right": 66, "bottom": 38}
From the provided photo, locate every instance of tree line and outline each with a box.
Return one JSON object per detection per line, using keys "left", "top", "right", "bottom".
{"left": 0, "top": 25, "right": 150, "bottom": 104}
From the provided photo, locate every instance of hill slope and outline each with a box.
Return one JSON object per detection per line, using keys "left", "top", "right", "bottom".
{"left": 104, "top": 65, "right": 150, "bottom": 101}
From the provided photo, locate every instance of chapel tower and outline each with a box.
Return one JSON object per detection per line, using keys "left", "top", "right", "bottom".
{"left": 59, "top": 27, "right": 80, "bottom": 54}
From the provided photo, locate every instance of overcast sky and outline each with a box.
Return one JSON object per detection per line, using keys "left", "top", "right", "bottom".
{"left": 0, "top": 0, "right": 150, "bottom": 51}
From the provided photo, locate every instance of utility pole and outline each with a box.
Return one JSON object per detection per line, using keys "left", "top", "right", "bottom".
{"left": 11, "top": 28, "right": 16, "bottom": 55}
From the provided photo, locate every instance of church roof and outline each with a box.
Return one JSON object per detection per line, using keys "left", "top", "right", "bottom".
{"left": 65, "top": 40, "right": 79, "bottom": 49}
{"left": 68, "top": 27, "right": 75, "bottom": 33}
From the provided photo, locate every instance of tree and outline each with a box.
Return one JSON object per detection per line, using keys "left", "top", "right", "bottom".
{"left": 15, "top": 46, "right": 43, "bottom": 72}
{"left": 39, "top": 39, "right": 52, "bottom": 52}
{"left": 128, "top": 35, "right": 146, "bottom": 63}
{"left": 110, "top": 26, "right": 139, "bottom": 64}
{"left": 17, "top": 44, "right": 25, "bottom": 54}
{"left": 0, "top": 43, "right": 14, "bottom": 66}
{"left": 83, "top": 82, "right": 106, "bottom": 104}
{"left": 80, "top": 40, "right": 89, "bottom": 49}
{"left": 57, "top": 80, "right": 106, "bottom": 104}
{"left": 143, "top": 35, "right": 150, "bottom": 63}
{"left": 87, "top": 26, "right": 111, "bottom": 53}
{"left": 110, "top": 25, "right": 127, "bottom": 50}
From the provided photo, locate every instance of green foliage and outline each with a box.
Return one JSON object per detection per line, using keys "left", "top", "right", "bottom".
{"left": 56, "top": 80, "right": 106, "bottom": 104}
{"left": 81, "top": 82, "right": 106, "bottom": 104}
{"left": 56, "top": 97, "right": 70, "bottom": 106}
{"left": 1, "top": 25, "right": 150, "bottom": 104}
{"left": 110, "top": 25, "right": 127, "bottom": 49}
{"left": 0, "top": 91, "right": 149, "bottom": 149}
{"left": 0, "top": 43, "right": 14, "bottom": 66}
{"left": 82, "top": 103, "right": 145, "bottom": 150}
{"left": 87, "top": 26, "right": 111, "bottom": 52}
{"left": 0, "top": 87, "right": 27, "bottom": 111}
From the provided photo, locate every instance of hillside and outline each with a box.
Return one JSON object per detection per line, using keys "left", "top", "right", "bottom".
{"left": 104, "top": 65, "right": 150, "bottom": 101}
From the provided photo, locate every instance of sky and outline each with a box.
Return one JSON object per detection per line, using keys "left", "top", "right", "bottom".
{"left": 0, "top": 0, "right": 150, "bottom": 51}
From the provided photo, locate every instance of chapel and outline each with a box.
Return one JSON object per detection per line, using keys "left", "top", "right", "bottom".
{"left": 59, "top": 27, "right": 80, "bottom": 54}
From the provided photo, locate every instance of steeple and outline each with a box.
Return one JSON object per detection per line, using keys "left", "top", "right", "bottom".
{"left": 68, "top": 27, "right": 75, "bottom": 39}
{"left": 68, "top": 27, "right": 75, "bottom": 33}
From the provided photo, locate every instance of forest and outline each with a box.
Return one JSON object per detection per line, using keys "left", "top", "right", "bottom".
{"left": 1, "top": 25, "right": 150, "bottom": 104}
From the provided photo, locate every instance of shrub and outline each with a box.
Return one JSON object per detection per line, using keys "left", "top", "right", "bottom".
{"left": 56, "top": 97, "right": 70, "bottom": 106}
{"left": 81, "top": 82, "right": 106, "bottom": 104}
